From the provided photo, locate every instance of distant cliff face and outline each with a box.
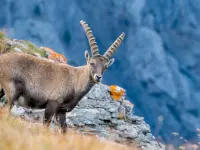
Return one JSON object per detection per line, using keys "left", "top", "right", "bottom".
{"left": 1, "top": 0, "right": 200, "bottom": 144}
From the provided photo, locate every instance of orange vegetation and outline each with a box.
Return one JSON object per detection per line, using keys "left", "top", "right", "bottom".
{"left": 0, "top": 107, "right": 137, "bottom": 150}
{"left": 40, "top": 46, "right": 67, "bottom": 64}
{"left": 109, "top": 85, "right": 126, "bottom": 101}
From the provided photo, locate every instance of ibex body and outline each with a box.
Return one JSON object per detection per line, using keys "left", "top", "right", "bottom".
{"left": 0, "top": 20, "right": 125, "bottom": 133}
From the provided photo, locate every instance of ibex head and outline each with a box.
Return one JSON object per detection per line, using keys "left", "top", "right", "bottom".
{"left": 80, "top": 20, "right": 125, "bottom": 83}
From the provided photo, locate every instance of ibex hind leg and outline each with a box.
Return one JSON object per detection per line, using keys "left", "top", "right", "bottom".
{"left": 43, "top": 101, "right": 59, "bottom": 131}
{"left": 3, "top": 82, "right": 22, "bottom": 119}
{"left": 0, "top": 84, "right": 5, "bottom": 100}
{"left": 0, "top": 84, "right": 5, "bottom": 107}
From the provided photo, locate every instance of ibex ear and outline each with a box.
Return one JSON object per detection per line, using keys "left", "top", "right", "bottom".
{"left": 106, "top": 58, "right": 115, "bottom": 68}
{"left": 85, "top": 50, "right": 90, "bottom": 63}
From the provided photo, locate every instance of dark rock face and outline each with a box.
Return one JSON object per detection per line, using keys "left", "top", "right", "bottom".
{"left": 0, "top": 0, "right": 200, "bottom": 144}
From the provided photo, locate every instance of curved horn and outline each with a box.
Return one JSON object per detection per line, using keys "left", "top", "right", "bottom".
{"left": 80, "top": 20, "right": 100, "bottom": 57}
{"left": 104, "top": 32, "right": 125, "bottom": 60}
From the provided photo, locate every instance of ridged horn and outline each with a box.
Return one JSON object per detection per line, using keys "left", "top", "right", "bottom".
{"left": 104, "top": 32, "right": 125, "bottom": 60}
{"left": 80, "top": 20, "right": 100, "bottom": 57}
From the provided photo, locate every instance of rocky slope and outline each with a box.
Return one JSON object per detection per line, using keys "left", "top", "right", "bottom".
{"left": 9, "top": 83, "right": 165, "bottom": 150}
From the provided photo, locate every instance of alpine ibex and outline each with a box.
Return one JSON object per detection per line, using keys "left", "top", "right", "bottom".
{"left": 0, "top": 20, "right": 125, "bottom": 133}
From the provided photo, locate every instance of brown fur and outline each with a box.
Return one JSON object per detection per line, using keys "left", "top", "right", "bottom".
{"left": 0, "top": 51, "right": 113, "bottom": 133}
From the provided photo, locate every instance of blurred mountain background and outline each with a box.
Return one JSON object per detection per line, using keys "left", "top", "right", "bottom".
{"left": 0, "top": 0, "right": 200, "bottom": 145}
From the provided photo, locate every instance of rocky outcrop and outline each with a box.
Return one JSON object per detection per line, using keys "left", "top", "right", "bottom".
{"left": 9, "top": 83, "right": 165, "bottom": 150}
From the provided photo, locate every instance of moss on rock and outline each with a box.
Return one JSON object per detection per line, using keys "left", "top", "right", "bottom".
{"left": 0, "top": 36, "right": 48, "bottom": 58}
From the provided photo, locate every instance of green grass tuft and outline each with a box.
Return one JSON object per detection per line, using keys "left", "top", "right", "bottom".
{"left": 21, "top": 41, "right": 47, "bottom": 57}
{"left": 0, "top": 31, "right": 5, "bottom": 39}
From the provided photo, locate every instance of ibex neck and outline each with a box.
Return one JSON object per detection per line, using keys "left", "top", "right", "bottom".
{"left": 75, "top": 65, "right": 95, "bottom": 92}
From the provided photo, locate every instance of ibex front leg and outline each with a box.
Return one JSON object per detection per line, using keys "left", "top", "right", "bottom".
{"left": 56, "top": 96, "right": 77, "bottom": 134}
{"left": 43, "top": 100, "right": 59, "bottom": 129}
{"left": 56, "top": 110, "right": 67, "bottom": 134}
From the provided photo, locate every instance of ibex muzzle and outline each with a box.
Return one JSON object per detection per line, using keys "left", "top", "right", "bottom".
{"left": 0, "top": 20, "right": 125, "bottom": 134}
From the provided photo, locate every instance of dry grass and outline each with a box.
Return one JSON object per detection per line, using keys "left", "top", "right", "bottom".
{"left": 0, "top": 107, "right": 137, "bottom": 150}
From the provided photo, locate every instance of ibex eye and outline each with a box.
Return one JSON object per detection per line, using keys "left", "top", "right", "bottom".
{"left": 90, "top": 62, "right": 94, "bottom": 66}
{"left": 105, "top": 64, "right": 108, "bottom": 68}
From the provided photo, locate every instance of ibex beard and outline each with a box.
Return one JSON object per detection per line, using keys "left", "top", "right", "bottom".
{"left": 0, "top": 20, "right": 125, "bottom": 134}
